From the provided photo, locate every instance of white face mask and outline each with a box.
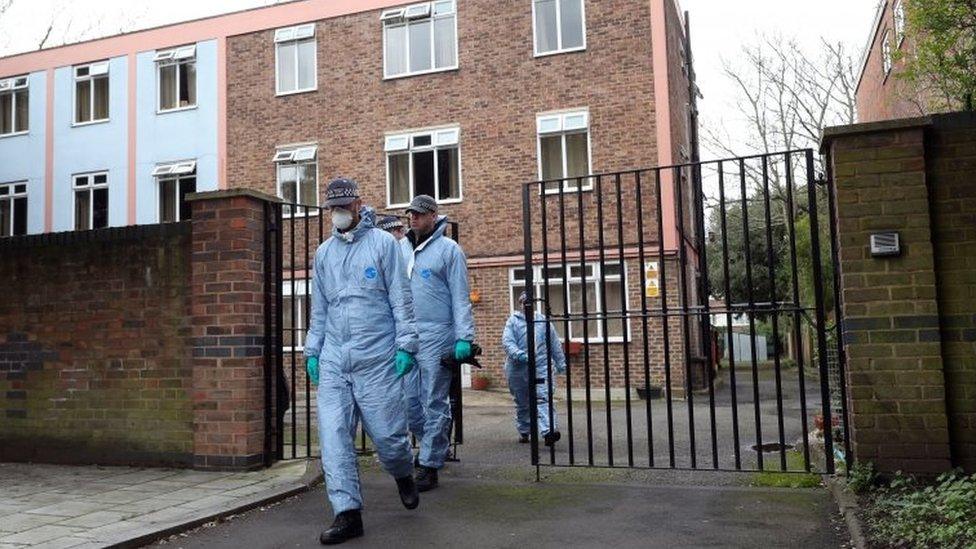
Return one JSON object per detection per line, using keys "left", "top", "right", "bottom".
{"left": 332, "top": 208, "right": 354, "bottom": 230}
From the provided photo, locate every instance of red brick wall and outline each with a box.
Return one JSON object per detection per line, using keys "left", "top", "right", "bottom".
{"left": 855, "top": 1, "right": 927, "bottom": 123}
{"left": 664, "top": 0, "right": 692, "bottom": 165}
{"left": 188, "top": 191, "right": 276, "bottom": 470}
{"left": 0, "top": 224, "right": 195, "bottom": 466}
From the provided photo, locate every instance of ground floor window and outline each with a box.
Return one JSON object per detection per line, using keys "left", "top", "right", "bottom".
{"left": 153, "top": 161, "right": 196, "bottom": 222}
{"left": 510, "top": 261, "right": 629, "bottom": 342}
{"left": 0, "top": 181, "right": 27, "bottom": 237}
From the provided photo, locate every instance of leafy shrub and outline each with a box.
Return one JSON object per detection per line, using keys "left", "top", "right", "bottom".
{"left": 865, "top": 470, "right": 976, "bottom": 548}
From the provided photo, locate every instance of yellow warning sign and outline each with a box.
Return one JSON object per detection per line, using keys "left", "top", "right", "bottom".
{"left": 645, "top": 262, "right": 660, "bottom": 298}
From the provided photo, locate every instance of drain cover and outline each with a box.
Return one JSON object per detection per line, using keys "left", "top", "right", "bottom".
{"left": 750, "top": 443, "right": 794, "bottom": 453}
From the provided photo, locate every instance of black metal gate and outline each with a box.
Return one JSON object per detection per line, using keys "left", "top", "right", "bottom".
{"left": 520, "top": 149, "right": 849, "bottom": 475}
{"left": 265, "top": 204, "right": 464, "bottom": 461}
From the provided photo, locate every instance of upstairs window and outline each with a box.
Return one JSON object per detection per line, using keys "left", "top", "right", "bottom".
{"left": 882, "top": 29, "right": 893, "bottom": 76}
{"left": 382, "top": 1, "right": 458, "bottom": 78}
{"left": 537, "top": 110, "right": 591, "bottom": 192}
{"left": 385, "top": 127, "right": 461, "bottom": 207}
{"left": 74, "top": 62, "right": 109, "bottom": 124}
{"left": 533, "top": 0, "right": 586, "bottom": 56}
{"left": 275, "top": 24, "right": 317, "bottom": 95}
{"left": 893, "top": 0, "right": 906, "bottom": 45}
{"left": 274, "top": 145, "right": 318, "bottom": 215}
{"left": 0, "top": 75, "right": 29, "bottom": 136}
{"left": 155, "top": 45, "right": 197, "bottom": 112}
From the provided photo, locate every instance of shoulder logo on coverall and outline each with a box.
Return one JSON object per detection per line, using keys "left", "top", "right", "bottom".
{"left": 364, "top": 267, "right": 378, "bottom": 280}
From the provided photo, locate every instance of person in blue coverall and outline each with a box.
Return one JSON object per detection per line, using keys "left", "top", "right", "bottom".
{"left": 377, "top": 215, "right": 406, "bottom": 241}
{"left": 502, "top": 291, "right": 567, "bottom": 446}
{"left": 304, "top": 178, "right": 420, "bottom": 545}
{"left": 400, "top": 194, "right": 475, "bottom": 492}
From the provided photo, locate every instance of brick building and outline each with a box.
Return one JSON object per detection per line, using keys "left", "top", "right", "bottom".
{"left": 225, "top": 0, "right": 697, "bottom": 391}
{"left": 0, "top": 0, "right": 697, "bottom": 393}
{"left": 855, "top": 0, "right": 935, "bottom": 123}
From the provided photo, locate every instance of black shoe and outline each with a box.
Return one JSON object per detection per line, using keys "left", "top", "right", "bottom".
{"left": 415, "top": 466, "right": 439, "bottom": 492}
{"left": 518, "top": 434, "right": 529, "bottom": 444}
{"left": 320, "top": 510, "right": 363, "bottom": 545}
{"left": 414, "top": 454, "right": 420, "bottom": 468}
{"left": 544, "top": 431, "right": 561, "bottom": 447}
{"left": 396, "top": 475, "right": 420, "bottom": 509}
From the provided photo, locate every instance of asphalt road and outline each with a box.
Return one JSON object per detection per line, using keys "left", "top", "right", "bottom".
{"left": 157, "top": 472, "right": 848, "bottom": 549}
{"left": 156, "top": 367, "right": 850, "bottom": 549}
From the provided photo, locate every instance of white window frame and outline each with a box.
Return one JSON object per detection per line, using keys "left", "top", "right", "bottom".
{"left": 384, "top": 125, "right": 463, "bottom": 208}
{"left": 274, "top": 145, "right": 320, "bottom": 217}
{"left": 882, "top": 29, "right": 893, "bottom": 76}
{"left": 0, "top": 75, "right": 29, "bottom": 137}
{"left": 382, "top": 0, "right": 459, "bottom": 80}
{"left": 536, "top": 109, "right": 593, "bottom": 193}
{"left": 283, "top": 278, "right": 308, "bottom": 352}
{"left": 0, "top": 181, "right": 28, "bottom": 237}
{"left": 509, "top": 261, "right": 631, "bottom": 343}
{"left": 274, "top": 24, "right": 318, "bottom": 96}
{"left": 154, "top": 161, "right": 197, "bottom": 223}
{"left": 155, "top": 45, "right": 197, "bottom": 114}
{"left": 532, "top": 0, "right": 587, "bottom": 57}
{"left": 72, "top": 171, "right": 109, "bottom": 231}
{"left": 893, "top": 0, "right": 906, "bottom": 46}
{"left": 72, "top": 61, "right": 110, "bottom": 126}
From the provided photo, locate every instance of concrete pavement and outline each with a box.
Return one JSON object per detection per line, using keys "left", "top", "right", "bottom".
{"left": 0, "top": 460, "right": 316, "bottom": 549}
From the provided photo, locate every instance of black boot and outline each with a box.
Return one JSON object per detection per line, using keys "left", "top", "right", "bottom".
{"left": 544, "top": 431, "right": 561, "bottom": 447}
{"left": 415, "top": 465, "right": 439, "bottom": 492}
{"left": 518, "top": 433, "right": 529, "bottom": 444}
{"left": 396, "top": 475, "right": 420, "bottom": 509}
{"left": 319, "top": 510, "right": 364, "bottom": 545}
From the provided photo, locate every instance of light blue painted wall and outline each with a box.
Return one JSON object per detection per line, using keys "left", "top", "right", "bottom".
{"left": 2, "top": 40, "right": 220, "bottom": 235}
{"left": 52, "top": 56, "right": 128, "bottom": 232}
{"left": 0, "top": 70, "right": 47, "bottom": 235}
{"left": 135, "top": 39, "right": 219, "bottom": 225}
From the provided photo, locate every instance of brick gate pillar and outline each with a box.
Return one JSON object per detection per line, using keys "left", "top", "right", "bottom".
{"left": 186, "top": 189, "right": 279, "bottom": 470}
{"left": 823, "top": 119, "right": 952, "bottom": 475}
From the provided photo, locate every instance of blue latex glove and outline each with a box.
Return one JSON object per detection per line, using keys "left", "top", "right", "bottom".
{"left": 454, "top": 340, "right": 473, "bottom": 361}
{"left": 306, "top": 356, "right": 319, "bottom": 385}
{"left": 395, "top": 350, "right": 415, "bottom": 379}
{"left": 516, "top": 351, "right": 529, "bottom": 366}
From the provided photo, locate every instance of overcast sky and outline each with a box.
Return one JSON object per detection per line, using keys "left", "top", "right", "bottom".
{"left": 0, "top": 0, "right": 882, "bottom": 157}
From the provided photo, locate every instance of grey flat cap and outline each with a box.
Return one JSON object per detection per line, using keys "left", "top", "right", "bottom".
{"left": 404, "top": 194, "right": 438, "bottom": 214}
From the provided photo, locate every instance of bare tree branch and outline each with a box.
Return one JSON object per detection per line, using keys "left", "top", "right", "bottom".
{"left": 704, "top": 33, "right": 858, "bottom": 178}
{"left": 37, "top": 21, "right": 55, "bottom": 49}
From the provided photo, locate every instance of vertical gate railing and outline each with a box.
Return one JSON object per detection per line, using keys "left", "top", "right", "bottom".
{"left": 268, "top": 204, "right": 463, "bottom": 461}
{"left": 521, "top": 149, "right": 850, "bottom": 474}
